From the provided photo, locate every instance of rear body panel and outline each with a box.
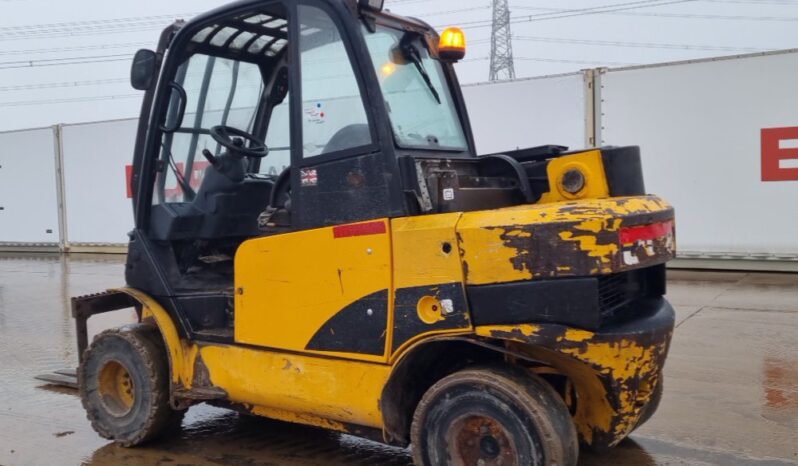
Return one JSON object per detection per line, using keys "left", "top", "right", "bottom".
{"left": 231, "top": 194, "right": 673, "bottom": 364}
{"left": 457, "top": 195, "right": 674, "bottom": 285}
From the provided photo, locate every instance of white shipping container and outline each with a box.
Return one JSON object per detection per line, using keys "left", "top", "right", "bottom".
{"left": 462, "top": 71, "right": 590, "bottom": 155}
{"left": 61, "top": 119, "right": 138, "bottom": 245}
{"left": 599, "top": 50, "right": 798, "bottom": 259}
{"left": 0, "top": 127, "right": 60, "bottom": 245}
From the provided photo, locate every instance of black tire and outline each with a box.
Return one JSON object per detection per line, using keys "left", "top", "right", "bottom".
{"left": 411, "top": 366, "right": 579, "bottom": 466}
{"left": 79, "top": 323, "right": 185, "bottom": 447}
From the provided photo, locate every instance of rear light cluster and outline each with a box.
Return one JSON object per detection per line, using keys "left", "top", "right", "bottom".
{"left": 619, "top": 220, "right": 674, "bottom": 245}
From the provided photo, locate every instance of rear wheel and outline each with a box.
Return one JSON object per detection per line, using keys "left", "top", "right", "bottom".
{"left": 411, "top": 366, "right": 578, "bottom": 466}
{"left": 79, "top": 324, "right": 185, "bottom": 447}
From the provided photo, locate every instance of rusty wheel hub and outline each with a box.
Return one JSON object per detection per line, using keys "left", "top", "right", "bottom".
{"left": 446, "top": 414, "right": 519, "bottom": 466}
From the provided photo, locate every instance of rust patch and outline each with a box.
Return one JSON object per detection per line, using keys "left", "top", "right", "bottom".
{"left": 192, "top": 351, "right": 213, "bottom": 388}
{"left": 478, "top": 306, "right": 674, "bottom": 448}
{"left": 489, "top": 206, "right": 675, "bottom": 280}
{"left": 493, "top": 221, "right": 618, "bottom": 279}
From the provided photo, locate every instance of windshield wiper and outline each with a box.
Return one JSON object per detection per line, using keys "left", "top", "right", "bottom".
{"left": 400, "top": 40, "right": 441, "bottom": 104}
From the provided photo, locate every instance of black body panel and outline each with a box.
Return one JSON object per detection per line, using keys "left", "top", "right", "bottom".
{"left": 297, "top": 152, "right": 397, "bottom": 230}
{"left": 305, "top": 289, "right": 389, "bottom": 355}
{"left": 601, "top": 146, "right": 646, "bottom": 197}
{"left": 467, "top": 265, "right": 667, "bottom": 331}
{"left": 391, "top": 283, "right": 470, "bottom": 352}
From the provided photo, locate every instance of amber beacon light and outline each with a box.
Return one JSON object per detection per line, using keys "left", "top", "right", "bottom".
{"left": 438, "top": 27, "right": 466, "bottom": 62}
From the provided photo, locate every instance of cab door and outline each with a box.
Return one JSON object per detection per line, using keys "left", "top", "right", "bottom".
{"left": 234, "top": 1, "right": 393, "bottom": 362}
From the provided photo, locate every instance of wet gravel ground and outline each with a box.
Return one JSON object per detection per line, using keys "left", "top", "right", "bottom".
{"left": 0, "top": 253, "right": 796, "bottom": 466}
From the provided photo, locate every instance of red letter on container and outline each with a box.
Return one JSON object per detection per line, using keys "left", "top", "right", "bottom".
{"left": 762, "top": 127, "right": 798, "bottom": 182}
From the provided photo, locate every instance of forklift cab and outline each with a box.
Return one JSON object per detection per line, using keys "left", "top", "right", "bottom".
{"left": 126, "top": 0, "right": 475, "bottom": 339}
{"left": 131, "top": 0, "right": 474, "bottom": 235}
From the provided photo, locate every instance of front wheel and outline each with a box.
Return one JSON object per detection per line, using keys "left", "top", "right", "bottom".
{"left": 411, "top": 366, "right": 578, "bottom": 466}
{"left": 79, "top": 324, "right": 185, "bottom": 447}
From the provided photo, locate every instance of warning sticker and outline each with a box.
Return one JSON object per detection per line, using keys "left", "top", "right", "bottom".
{"left": 304, "top": 102, "right": 326, "bottom": 125}
{"left": 442, "top": 188, "right": 455, "bottom": 201}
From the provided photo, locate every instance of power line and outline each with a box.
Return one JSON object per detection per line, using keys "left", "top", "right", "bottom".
{"left": 702, "top": 0, "right": 798, "bottom": 4}
{"left": 435, "top": 0, "right": 700, "bottom": 29}
{"left": 0, "top": 93, "right": 141, "bottom": 108}
{"left": 421, "top": 6, "right": 491, "bottom": 18}
{"left": 0, "top": 41, "right": 151, "bottom": 57}
{"left": 512, "top": 5, "right": 798, "bottom": 21}
{"left": 0, "top": 54, "right": 131, "bottom": 70}
{"left": 0, "top": 13, "right": 195, "bottom": 41}
{"left": 464, "top": 55, "right": 638, "bottom": 66}
{"left": 0, "top": 78, "right": 129, "bottom": 92}
{"left": 0, "top": 13, "right": 195, "bottom": 33}
{"left": 516, "top": 56, "right": 638, "bottom": 66}
{"left": 509, "top": 35, "right": 768, "bottom": 52}
{"left": 0, "top": 25, "right": 166, "bottom": 42}
{"left": 384, "top": 0, "right": 429, "bottom": 5}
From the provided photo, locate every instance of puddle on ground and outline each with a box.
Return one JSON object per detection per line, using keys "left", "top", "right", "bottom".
{"left": 762, "top": 356, "right": 798, "bottom": 429}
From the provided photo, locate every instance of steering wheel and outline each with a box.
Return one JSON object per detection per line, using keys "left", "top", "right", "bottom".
{"left": 209, "top": 125, "right": 269, "bottom": 159}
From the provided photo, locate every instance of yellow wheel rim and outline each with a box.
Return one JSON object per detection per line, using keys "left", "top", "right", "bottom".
{"left": 98, "top": 360, "right": 135, "bottom": 416}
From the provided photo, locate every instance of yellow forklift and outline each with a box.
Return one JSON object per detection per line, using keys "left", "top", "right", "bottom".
{"left": 67, "top": 0, "right": 677, "bottom": 464}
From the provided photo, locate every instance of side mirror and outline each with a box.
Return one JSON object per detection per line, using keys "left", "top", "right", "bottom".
{"left": 130, "top": 49, "right": 157, "bottom": 91}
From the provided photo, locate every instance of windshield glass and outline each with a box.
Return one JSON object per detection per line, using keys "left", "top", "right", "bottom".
{"left": 363, "top": 25, "right": 468, "bottom": 151}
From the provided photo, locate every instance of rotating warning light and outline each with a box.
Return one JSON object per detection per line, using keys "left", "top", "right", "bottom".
{"left": 381, "top": 62, "right": 396, "bottom": 78}
{"left": 438, "top": 27, "right": 466, "bottom": 62}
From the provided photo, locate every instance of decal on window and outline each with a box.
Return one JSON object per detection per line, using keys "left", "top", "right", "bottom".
{"left": 300, "top": 168, "right": 318, "bottom": 187}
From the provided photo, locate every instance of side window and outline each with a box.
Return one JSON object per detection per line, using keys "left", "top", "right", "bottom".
{"left": 298, "top": 5, "right": 371, "bottom": 158}
{"left": 155, "top": 55, "right": 264, "bottom": 204}
{"left": 260, "top": 90, "right": 291, "bottom": 176}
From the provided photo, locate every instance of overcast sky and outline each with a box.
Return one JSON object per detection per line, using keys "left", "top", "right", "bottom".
{"left": 0, "top": 0, "right": 796, "bottom": 131}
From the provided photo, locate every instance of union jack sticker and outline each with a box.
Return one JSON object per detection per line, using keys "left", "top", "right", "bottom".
{"left": 300, "top": 168, "right": 318, "bottom": 187}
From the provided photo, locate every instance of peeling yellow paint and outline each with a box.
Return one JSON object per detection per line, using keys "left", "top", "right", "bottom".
{"left": 477, "top": 322, "right": 670, "bottom": 447}
{"left": 559, "top": 231, "right": 618, "bottom": 261}
{"left": 458, "top": 226, "right": 534, "bottom": 284}
{"left": 560, "top": 337, "right": 667, "bottom": 440}
{"left": 561, "top": 339, "right": 658, "bottom": 381}
{"left": 503, "top": 229, "right": 532, "bottom": 238}
{"left": 563, "top": 329, "right": 593, "bottom": 342}
{"left": 457, "top": 195, "right": 673, "bottom": 285}
{"left": 475, "top": 324, "right": 541, "bottom": 339}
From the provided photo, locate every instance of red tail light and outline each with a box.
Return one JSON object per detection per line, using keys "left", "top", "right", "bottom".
{"left": 619, "top": 220, "right": 674, "bottom": 244}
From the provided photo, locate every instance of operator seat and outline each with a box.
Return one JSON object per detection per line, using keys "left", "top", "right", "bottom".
{"left": 192, "top": 152, "right": 247, "bottom": 213}
{"left": 322, "top": 124, "right": 370, "bottom": 154}
{"left": 149, "top": 150, "right": 273, "bottom": 241}
{"left": 190, "top": 149, "right": 274, "bottom": 238}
